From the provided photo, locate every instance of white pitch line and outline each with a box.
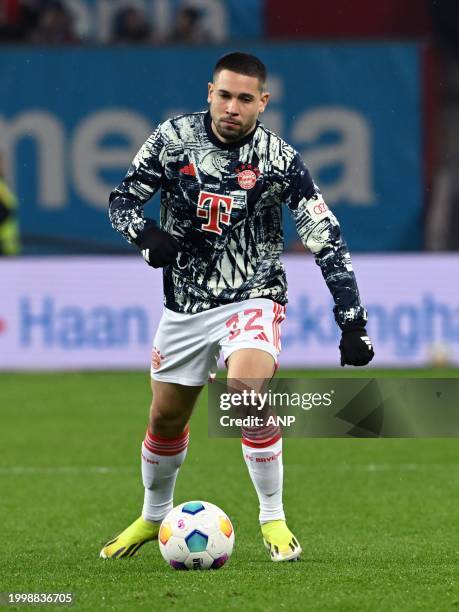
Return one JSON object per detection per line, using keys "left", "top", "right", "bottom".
{"left": 288, "top": 463, "right": 452, "bottom": 472}
{"left": 0, "top": 466, "right": 136, "bottom": 475}
{"left": 0, "top": 463, "right": 453, "bottom": 475}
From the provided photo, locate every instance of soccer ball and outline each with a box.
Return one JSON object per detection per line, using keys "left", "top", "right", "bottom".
{"left": 158, "top": 501, "right": 234, "bottom": 570}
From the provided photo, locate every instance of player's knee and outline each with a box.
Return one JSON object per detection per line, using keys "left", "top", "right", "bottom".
{"left": 149, "top": 405, "right": 187, "bottom": 438}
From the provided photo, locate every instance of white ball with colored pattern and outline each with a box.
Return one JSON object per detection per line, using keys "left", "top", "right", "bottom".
{"left": 158, "top": 500, "right": 235, "bottom": 570}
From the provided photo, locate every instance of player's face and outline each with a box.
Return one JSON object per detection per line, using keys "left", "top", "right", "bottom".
{"left": 207, "top": 70, "right": 269, "bottom": 143}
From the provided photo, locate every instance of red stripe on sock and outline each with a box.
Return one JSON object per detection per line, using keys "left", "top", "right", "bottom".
{"left": 144, "top": 440, "right": 188, "bottom": 455}
{"left": 241, "top": 433, "right": 281, "bottom": 448}
{"left": 144, "top": 426, "right": 189, "bottom": 456}
{"left": 147, "top": 426, "right": 189, "bottom": 442}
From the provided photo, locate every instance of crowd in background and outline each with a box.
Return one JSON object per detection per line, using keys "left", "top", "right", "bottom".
{"left": 0, "top": 0, "right": 212, "bottom": 45}
{"left": 1, "top": 0, "right": 459, "bottom": 254}
{"left": 0, "top": 0, "right": 458, "bottom": 49}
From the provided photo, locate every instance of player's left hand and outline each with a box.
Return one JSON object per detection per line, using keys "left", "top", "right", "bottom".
{"left": 339, "top": 327, "right": 374, "bottom": 367}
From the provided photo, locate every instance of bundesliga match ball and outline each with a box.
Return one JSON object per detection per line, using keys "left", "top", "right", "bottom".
{"left": 159, "top": 501, "right": 234, "bottom": 570}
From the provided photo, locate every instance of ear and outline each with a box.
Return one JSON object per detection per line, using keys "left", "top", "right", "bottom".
{"left": 207, "top": 82, "right": 214, "bottom": 104}
{"left": 258, "top": 91, "right": 270, "bottom": 113}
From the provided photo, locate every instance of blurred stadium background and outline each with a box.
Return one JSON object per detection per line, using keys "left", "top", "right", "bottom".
{"left": 1, "top": 0, "right": 458, "bottom": 371}
{"left": 2, "top": 3, "right": 459, "bottom": 609}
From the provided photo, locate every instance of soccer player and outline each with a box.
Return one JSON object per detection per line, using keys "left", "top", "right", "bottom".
{"left": 101, "top": 52, "right": 374, "bottom": 562}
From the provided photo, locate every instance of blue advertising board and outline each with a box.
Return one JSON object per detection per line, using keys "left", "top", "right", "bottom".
{"left": 1, "top": 255, "right": 455, "bottom": 369}
{"left": 0, "top": 43, "right": 422, "bottom": 253}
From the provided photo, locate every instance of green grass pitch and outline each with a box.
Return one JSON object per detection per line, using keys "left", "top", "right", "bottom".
{"left": 1, "top": 369, "right": 459, "bottom": 611}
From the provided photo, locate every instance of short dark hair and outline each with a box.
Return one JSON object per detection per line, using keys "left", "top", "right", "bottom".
{"left": 213, "top": 52, "right": 267, "bottom": 90}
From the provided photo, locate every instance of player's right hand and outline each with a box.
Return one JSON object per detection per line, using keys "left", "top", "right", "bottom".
{"left": 128, "top": 221, "right": 179, "bottom": 268}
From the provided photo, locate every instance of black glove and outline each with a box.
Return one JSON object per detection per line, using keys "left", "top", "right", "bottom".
{"left": 128, "top": 220, "right": 179, "bottom": 268}
{"left": 339, "top": 326, "right": 374, "bottom": 367}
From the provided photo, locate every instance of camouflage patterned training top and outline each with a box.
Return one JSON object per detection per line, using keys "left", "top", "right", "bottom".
{"left": 109, "top": 110, "right": 367, "bottom": 329}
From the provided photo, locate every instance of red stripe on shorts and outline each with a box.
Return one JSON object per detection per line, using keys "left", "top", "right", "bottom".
{"left": 272, "top": 303, "right": 285, "bottom": 352}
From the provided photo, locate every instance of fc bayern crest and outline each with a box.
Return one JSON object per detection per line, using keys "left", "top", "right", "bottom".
{"left": 236, "top": 164, "right": 260, "bottom": 190}
{"left": 151, "top": 346, "right": 164, "bottom": 370}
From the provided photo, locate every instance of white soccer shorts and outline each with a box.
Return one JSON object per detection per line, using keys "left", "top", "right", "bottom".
{"left": 150, "top": 298, "right": 286, "bottom": 386}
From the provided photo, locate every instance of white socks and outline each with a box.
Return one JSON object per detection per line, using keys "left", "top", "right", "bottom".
{"left": 141, "top": 427, "right": 189, "bottom": 523}
{"left": 242, "top": 436, "right": 285, "bottom": 524}
{"left": 140, "top": 425, "right": 284, "bottom": 525}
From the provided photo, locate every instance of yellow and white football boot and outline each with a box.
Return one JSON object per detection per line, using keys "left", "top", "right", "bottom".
{"left": 261, "top": 520, "right": 302, "bottom": 562}
{"left": 100, "top": 516, "right": 159, "bottom": 559}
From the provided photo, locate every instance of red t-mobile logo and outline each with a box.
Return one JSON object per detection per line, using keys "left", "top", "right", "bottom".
{"left": 197, "top": 191, "right": 233, "bottom": 235}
